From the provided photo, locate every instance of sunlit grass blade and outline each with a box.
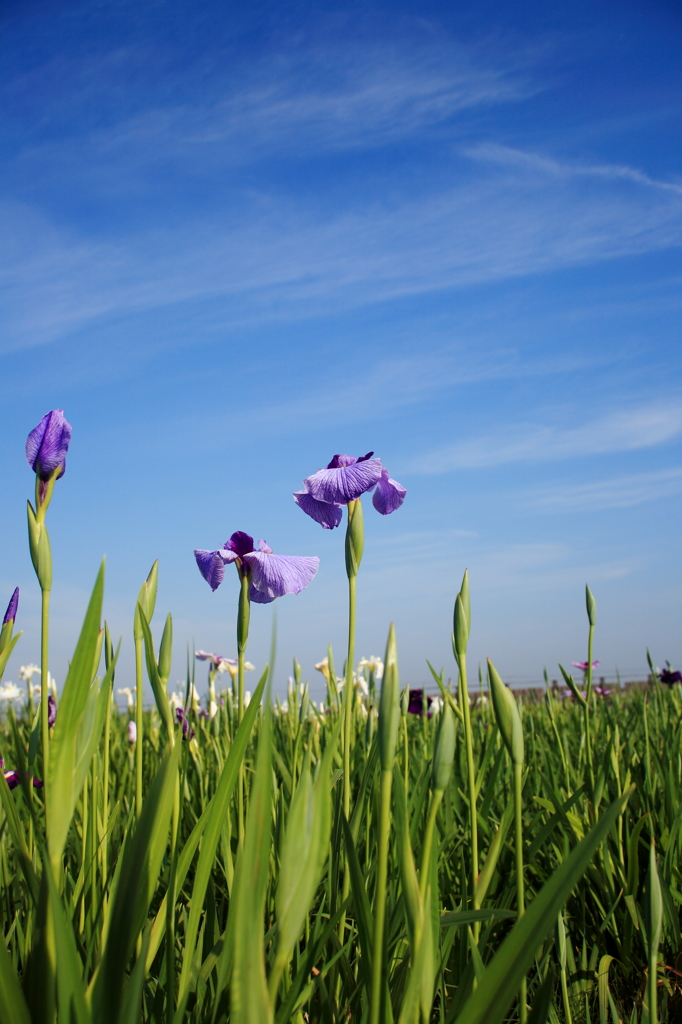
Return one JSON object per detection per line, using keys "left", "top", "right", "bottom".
{"left": 454, "top": 788, "right": 634, "bottom": 1024}
{"left": 46, "top": 560, "right": 105, "bottom": 873}
{"left": 92, "top": 740, "right": 181, "bottom": 1023}
{"left": 0, "top": 929, "right": 30, "bottom": 1024}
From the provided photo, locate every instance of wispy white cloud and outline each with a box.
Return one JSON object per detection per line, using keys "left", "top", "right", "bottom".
{"left": 523, "top": 467, "right": 682, "bottom": 512}
{"left": 6, "top": 39, "right": 531, "bottom": 179}
{"left": 465, "top": 143, "right": 682, "bottom": 195}
{"left": 2, "top": 150, "right": 681, "bottom": 353}
{"left": 410, "top": 403, "right": 682, "bottom": 472}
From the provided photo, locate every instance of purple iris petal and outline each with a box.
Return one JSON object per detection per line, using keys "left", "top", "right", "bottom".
{"left": 660, "top": 666, "right": 682, "bottom": 685}
{"left": 249, "top": 583, "right": 275, "bottom": 604}
{"left": 571, "top": 660, "right": 600, "bottom": 671}
{"left": 304, "top": 457, "right": 383, "bottom": 505}
{"left": 407, "top": 688, "right": 433, "bottom": 716}
{"left": 244, "top": 550, "right": 320, "bottom": 601}
{"left": 194, "top": 548, "right": 236, "bottom": 591}
{"left": 225, "top": 531, "right": 255, "bottom": 559}
{"left": 372, "top": 467, "right": 407, "bottom": 515}
{"left": 293, "top": 490, "right": 343, "bottom": 529}
{"left": 47, "top": 695, "right": 57, "bottom": 728}
{"left": 26, "top": 410, "right": 72, "bottom": 481}
{"left": 175, "top": 707, "right": 195, "bottom": 740}
{"left": 3, "top": 588, "right": 19, "bottom": 626}
{"left": 3, "top": 770, "right": 43, "bottom": 790}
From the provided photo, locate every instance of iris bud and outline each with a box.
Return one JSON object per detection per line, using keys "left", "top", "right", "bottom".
{"left": 453, "top": 593, "right": 468, "bottom": 662}
{"left": 432, "top": 702, "right": 456, "bottom": 792}
{"left": 586, "top": 584, "right": 597, "bottom": 627}
{"left": 459, "top": 569, "right": 470, "bottom": 639}
{"left": 378, "top": 623, "right": 400, "bottom": 771}
{"left": 488, "top": 659, "right": 524, "bottom": 766}
{"left": 133, "top": 560, "right": 159, "bottom": 641}
{"left": 344, "top": 498, "right": 365, "bottom": 579}
{"left": 158, "top": 613, "right": 173, "bottom": 682}
{"left": 27, "top": 502, "right": 53, "bottom": 591}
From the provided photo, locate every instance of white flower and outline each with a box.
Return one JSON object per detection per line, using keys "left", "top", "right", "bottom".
{"left": 168, "top": 690, "right": 185, "bottom": 711}
{"left": 209, "top": 700, "right": 218, "bottom": 720}
{"left": 19, "top": 664, "right": 40, "bottom": 681}
{"left": 354, "top": 673, "right": 369, "bottom": 697}
{"left": 48, "top": 673, "right": 57, "bottom": 698}
{"left": 118, "top": 687, "right": 134, "bottom": 710}
{"left": 357, "top": 656, "right": 384, "bottom": 680}
{"left": 0, "top": 683, "right": 23, "bottom": 702}
{"left": 244, "top": 662, "right": 255, "bottom": 672}
{"left": 244, "top": 690, "right": 251, "bottom": 708}
{"left": 217, "top": 658, "right": 237, "bottom": 674}
{"left": 430, "top": 696, "right": 443, "bottom": 715}
{"left": 127, "top": 720, "right": 137, "bottom": 743}
{"left": 315, "top": 658, "right": 330, "bottom": 680}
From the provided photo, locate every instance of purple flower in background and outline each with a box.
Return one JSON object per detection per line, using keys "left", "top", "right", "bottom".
{"left": 571, "top": 660, "right": 600, "bottom": 673}
{"left": 3, "top": 588, "right": 19, "bottom": 626}
{"left": 294, "top": 452, "right": 406, "bottom": 529}
{"left": 175, "top": 707, "right": 195, "bottom": 740}
{"left": 0, "top": 759, "right": 43, "bottom": 791}
{"left": 407, "top": 688, "right": 433, "bottom": 716}
{"left": 194, "top": 531, "right": 319, "bottom": 604}
{"left": 26, "top": 410, "right": 72, "bottom": 484}
{"left": 195, "top": 650, "right": 236, "bottom": 672}
{"left": 47, "top": 695, "right": 57, "bottom": 728}
{"left": 659, "top": 663, "right": 682, "bottom": 686}
{"left": 593, "top": 685, "right": 613, "bottom": 699}
{"left": 127, "top": 720, "right": 137, "bottom": 744}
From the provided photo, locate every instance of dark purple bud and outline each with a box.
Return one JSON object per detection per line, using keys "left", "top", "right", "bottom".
{"left": 660, "top": 666, "right": 682, "bottom": 685}
{"left": 175, "top": 707, "right": 195, "bottom": 740}
{"left": 47, "top": 695, "right": 57, "bottom": 728}
{"left": 3, "top": 588, "right": 19, "bottom": 626}
{"left": 25, "top": 410, "right": 72, "bottom": 482}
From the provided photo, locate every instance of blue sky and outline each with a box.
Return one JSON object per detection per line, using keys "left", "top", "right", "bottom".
{"left": 1, "top": 0, "right": 680, "bottom": 700}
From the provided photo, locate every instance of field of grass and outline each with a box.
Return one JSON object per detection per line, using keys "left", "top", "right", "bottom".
{"left": 0, "top": 412, "right": 679, "bottom": 1023}
{"left": 1, "top": 570, "right": 680, "bottom": 1024}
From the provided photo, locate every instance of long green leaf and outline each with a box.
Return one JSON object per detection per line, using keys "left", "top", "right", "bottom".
{"left": 47, "top": 561, "right": 105, "bottom": 870}
{"left": 175, "top": 665, "right": 269, "bottom": 1008}
{"left": 454, "top": 788, "right": 633, "bottom": 1024}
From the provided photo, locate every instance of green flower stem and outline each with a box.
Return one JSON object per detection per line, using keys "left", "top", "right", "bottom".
{"left": 370, "top": 767, "right": 393, "bottom": 1024}
{"left": 343, "top": 571, "right": 356, "bottom": 822}
{"left": 514, "top": 761, "right": 527, "bottom": 1024}
{"left": 135, "top": 636, "right": 144, "bottom": 819}
{"left": 236, "top": 571, "right": 250, "bottom": 847}
{"left": 459, "top": 653, "right": 479, "bottom": 914}
{"left": 166, "top": 772, "right": 180, "bottom": 1024}
{"left": 419, "top": 788, "right": 444, "bottom": 903}
{"left": 40, "top": 587, "right": 50, "bottom": 781}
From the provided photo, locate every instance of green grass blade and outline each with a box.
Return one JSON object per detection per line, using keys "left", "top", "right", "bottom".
{"left": 47, "top": 561, "right": 105, "bottom": 870}
{"left": 0, "top": 930, "right": 30, "bottom": 1024}
{"left": 453, "top": 788, "right": 633, "bottom": 1024}
{"left": 93, "top": 740, "right": 181, "bottom": 1023}
{"left": 175, "top": 665, "right": 269, "bottom": 1008}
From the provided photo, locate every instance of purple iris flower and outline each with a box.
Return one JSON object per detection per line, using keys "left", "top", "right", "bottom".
{"left": 3, "top": 588, "right": 19, "bottom": 626}
{"left": 195, "top": 650, "right": 235, "bottom": 671}
{"left": 407, "top": 688, "right": 433, "bottom": 716}
{"left": 0, "top": 760, "right": 43, "bottom": 791}
{"left": 571, "top": 660, "right": 600, "bottom": 672}
{"left": 175, "top": 707, "right": 195, "bottom": 740}
{"left": 294, "top": 452, "right": 406, "bottom": 529}
{"left": 47, "top": 695, "right": 57, "bottom": 728}
{"left": 194, "top": 531, "right": 319, "bottom": 604}
{"left": 26, "top": 410, "right": 72, "bottom": 486}
{"left": 659, "top": 663, "right": 682, "bottom": 685}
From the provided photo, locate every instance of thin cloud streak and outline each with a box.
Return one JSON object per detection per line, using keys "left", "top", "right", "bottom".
{"left": 523, "top": 467, "right": 682, "bottom": 512}
{"left": 411, "top": 403, "right": 682, "bottom": 472}
{"left": 2, "top": 154, "right": 681, "bottom": 352}
{"left": 466, "top": 143, "right": 682, "bottom": 195}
